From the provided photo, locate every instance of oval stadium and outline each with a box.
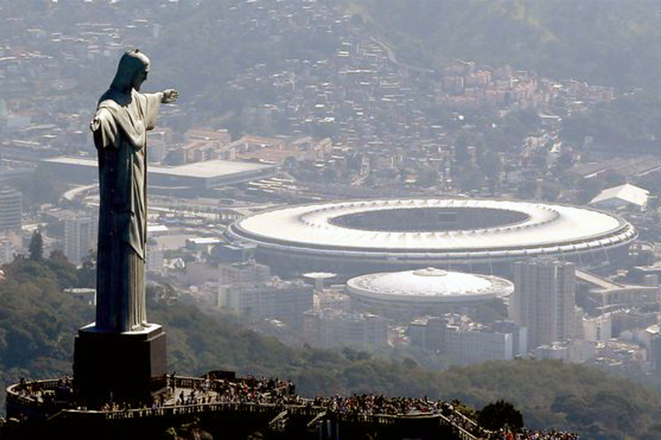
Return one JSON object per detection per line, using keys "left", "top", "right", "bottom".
{"left": 225, "top": 198, "right": 637, "bottom": 277}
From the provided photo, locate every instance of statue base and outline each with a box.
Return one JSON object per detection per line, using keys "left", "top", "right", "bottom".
{"left": 73, "top": 323, "right": 167, "bottom": 407}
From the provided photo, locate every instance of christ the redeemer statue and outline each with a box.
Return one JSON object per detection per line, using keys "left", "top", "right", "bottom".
{"left": 90, "top": 49, "right": 178, "bottom": 333}
{"left": 74, "top": 49, "right": 176, "bottom": 406}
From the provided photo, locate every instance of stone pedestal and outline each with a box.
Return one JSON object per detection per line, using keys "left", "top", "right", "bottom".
{"left": 73, "top": 323, "right": 166, "bottom": 407}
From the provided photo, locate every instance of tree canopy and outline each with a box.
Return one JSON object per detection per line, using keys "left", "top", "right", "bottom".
{"left": 478, "top": 400, "right": 524, "bottom": 432}
{"left": 28, "top": 231, "right": 43, "bottom": 262}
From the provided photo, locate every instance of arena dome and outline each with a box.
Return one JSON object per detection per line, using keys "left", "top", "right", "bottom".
{"left": 347, "top": 267, "right": 513, "bottom": 307}
{"left": 225, "top": 198, "right": 637, "bottom": 276}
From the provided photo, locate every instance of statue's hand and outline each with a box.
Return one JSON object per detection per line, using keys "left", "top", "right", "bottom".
{"left": 90, "top": 116, "right": 101, "bottom": 131}
{"left": 161, "top": 89, "right": 179, "bottom": 104}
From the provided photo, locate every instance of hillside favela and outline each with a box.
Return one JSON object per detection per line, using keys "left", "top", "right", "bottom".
{"left": 3, "top": 0, "right": 661, "bottom": 439}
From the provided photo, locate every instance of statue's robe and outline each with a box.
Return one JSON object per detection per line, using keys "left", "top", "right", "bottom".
{"left": 92, "top": 89, "right": 161, "bottom": 333}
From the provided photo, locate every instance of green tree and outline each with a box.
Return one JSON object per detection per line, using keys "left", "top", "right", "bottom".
{"left": 77, "top": 250, "right": 97, "bottom": 288}
{"left": 455, "top": 131, "right": 470, "bottom": 164}
{"left": 555, "top": 150, "right": 574, "bottom": 172}
{"left": 478, "top": 400, "right": 524, "bottom": 432}
{"left": 479, "top": 150, "right": 502, "bottom": 184}
{"left": 28, "top": 230, "right": 43, "bottom": 262}
{"left": 415, "top": 166, "right": 440, "bottom": 187}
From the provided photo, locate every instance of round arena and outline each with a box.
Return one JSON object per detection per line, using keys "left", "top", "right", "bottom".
{"left": 346, "top": 267, "right": 514, "bottom": 318}
{"left": 225, "top": 198, "right": 637, "bottom": 277}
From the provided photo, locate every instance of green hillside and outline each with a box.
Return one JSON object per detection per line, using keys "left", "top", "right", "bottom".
{"left": 1, "top": 256, "right": 660, "bottom": 438}
{"left": 348, "top": 0, "right": 661, "bottom": 89}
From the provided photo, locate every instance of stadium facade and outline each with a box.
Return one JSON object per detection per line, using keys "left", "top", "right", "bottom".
{"left": 225, "top": 198, "right": 637, "bottom": 277}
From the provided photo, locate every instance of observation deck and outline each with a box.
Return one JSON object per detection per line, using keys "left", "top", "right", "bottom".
{"left": 5, "top": 374, "right": 484, "bottom": 440}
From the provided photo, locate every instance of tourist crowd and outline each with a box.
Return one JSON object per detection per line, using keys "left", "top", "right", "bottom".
{"left": 170, "top": 374, "right": 295, "bottom": 407}
{"left": 310, "top": 393, "right": 498, "bottom": 438}
{"left": 12, "top": 374, "right": 580, "bottom": 438}
{"left": 492, "top": 429, "right": 580, "bottom": 439}
{"left": 14, "top": 376, "right": 73, "bottom": 404}
{"left": 313, "top": 394, "right": 445, "bottom": 417}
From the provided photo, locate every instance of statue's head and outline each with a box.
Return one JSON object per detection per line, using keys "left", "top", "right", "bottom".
{"left": 110, "top": 49, "right": 150, "bottom": 93}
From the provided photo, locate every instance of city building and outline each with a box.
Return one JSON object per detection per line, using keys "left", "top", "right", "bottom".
{"left": 535, "top": 340, "right": 596, "bottom": 363}
{"left": 179, "top": 129, "right": 232, "bottom": 163}
{"left": 409, "top": 315, "right": 526, "bottom": 365}
{"left": 491, "top": 320, "right": 528, "bottom": 357}
{"left": 212, "top": 243, "right": 257, "bottom": 264}
{"left": 408, "top": 316, "right": 448, "bottom": 352}
{"left": 582, "top": 314, "right": 612, "bottom": 342}
{"left": 590, "top": 340, "right": 648, "bottom": 370}
{"left": 612, "top": 309, "right": 659, "bottom": 337}
{"left": 64, "top": 287, "right": 96, "bottom": 307}
{"left": 303, "top": 308, "right": 388, "bottom": 349}
{"left": 0, "top": 165, "right": 36, "bottom": 185}
{"left": 63, "top": 211, "right": 96, "bottom": 265}
{"left": 0, "top": 235, "right": 15, "bottom": 265}
{"left": 589, "top": 183, "right": 649, "bottom": 212}
{"left": 511, "top": 259, "right": 576, "bottom": 350}
{"left": 650, "top": 332, "right": 661, "bottom": 372}
{"left": 315, "top": 287, "right": 352, "bottom": 313}
{"left": 576, "top": 268, "right": 659, "bottom": 314}
{"left": 0, "top": 187, "right": 21, "bottom": 232}
{"left": 146, "top": 241, "right": 164, "bottom": 274}
{"left": 218, "top": 261, "right": 313, "bottom": 330}
{"left": 43, "top": 157, "right": 278, "bottom": 194}
{"left": 219, "top": 279, "right": 313, "bottom": 331}
{"left": 219, "top": 260, "right": 271, "bottom": 287}
{"left": 146, "top": 128, "right": 173, "bottom": 164}
{"left": 226, "top": 198, "right": 636, "bottom": 277}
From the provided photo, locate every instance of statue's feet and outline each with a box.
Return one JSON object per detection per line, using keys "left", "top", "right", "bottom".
{"left": 131, "top": 323, "right": 146, "bottom": 332}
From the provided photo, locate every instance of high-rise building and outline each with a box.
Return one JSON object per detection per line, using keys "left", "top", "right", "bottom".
{"left": 303, "top": 309, "right": 389, "bottom": 349}
{"left": 492, "top": 320, "right": 528, "bottom": 357}
{"left": 146, "top": 241, "right": 164, "bottom": 274}
{"left": 511, "top": 258, "right": 576, "bottom": 350}
{"left": 0, "top": 187, "right": 21, "bottom": 232}
{"left": 0, "top": 234, "right": 14, "bottom": 265}
{"left": 445, "top": 322, "right": 513, "bottom": 366}
{"left": 408, "top": 317, "right": 446, "bottom": 351}
{"left": 408, "top": 315, "right": 525, "bottom": 365}
{"left": 219, "top": 260, "right": 270, "bottom": 286}
{"left": 64, "top": 212, "right": 96, "bottom": 265}
{"left": 221, "top": 280, "right": 313, "bottom": 331}
{"left": 218, "top": 262, "right": 313, "bottom": 330}
{"left": 650, "top": 333, "right": 661, "bottom": 372}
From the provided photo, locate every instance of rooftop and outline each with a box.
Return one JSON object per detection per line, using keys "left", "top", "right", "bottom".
{"left": 45, "top": 156, "right": 275, "bottom": 179}
{"left": 348, "top": 268, "right": 513, "bottom": 303}
{"left": 589, "top": 183, "right": 649, "bottom": 208}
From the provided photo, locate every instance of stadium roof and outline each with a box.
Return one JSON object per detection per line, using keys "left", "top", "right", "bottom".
{"left": 347, "top": 268, "right": 513, "bottom": 302}
{"left": 230, "top": 198, "right": 635, "bottom": 254}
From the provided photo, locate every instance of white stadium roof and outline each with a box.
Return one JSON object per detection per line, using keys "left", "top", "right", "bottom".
{"left": 229, "top": 198, "right": 636, "bottom": 257}
{"left": 347, "top": 267, "right": 513, "bottom": 304}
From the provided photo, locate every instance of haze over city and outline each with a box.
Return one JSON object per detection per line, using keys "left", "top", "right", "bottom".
{"left": 2, "top": 1, "right": 661, "bottom": 438}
